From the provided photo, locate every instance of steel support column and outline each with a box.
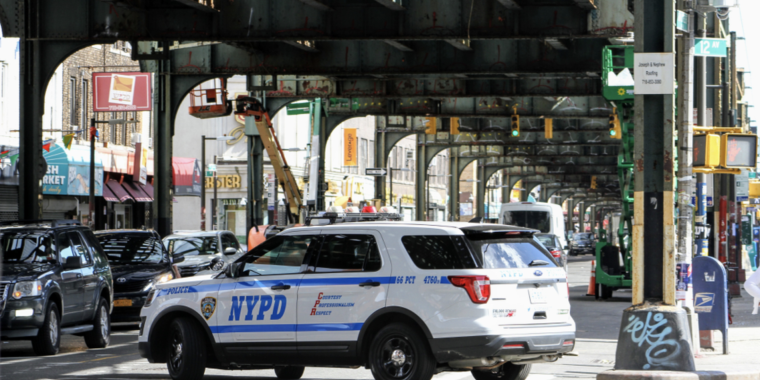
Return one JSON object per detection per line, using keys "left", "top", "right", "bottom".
{"left": 476, "top": 161, "right": 486, "bottom": 218}
{"left": 415, "top": 135, "right": 426, "bottom": 221}
{"left": 375, "top": 129, "right": 386, "bottom": 204}
{"left": 449, "top": 147, "right": 460, "bottom": 221}
{"left": 615, "top": 0, "right": 695, "bottom": 371}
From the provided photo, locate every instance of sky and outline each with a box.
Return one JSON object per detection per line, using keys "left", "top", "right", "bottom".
{"left": 733, "top": 0, "right": 757, "bottom": 125}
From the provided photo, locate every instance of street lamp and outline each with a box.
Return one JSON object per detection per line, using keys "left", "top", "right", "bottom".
{"left": 201, "top": 135, "right": 235, "bottom": 231}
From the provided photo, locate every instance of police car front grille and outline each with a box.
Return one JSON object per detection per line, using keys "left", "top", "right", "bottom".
{"left": 179, "top": 266, "right": 202, "bottom": 277}
{"left": 115, "top": 280, "right": 152, "bottom": 293}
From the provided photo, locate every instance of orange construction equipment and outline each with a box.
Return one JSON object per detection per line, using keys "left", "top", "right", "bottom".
{"left": 188, "top": 78, "right": 233, "bottom": 119}
{"left": 586, "top": 260, "right": 596, "bottom": 297}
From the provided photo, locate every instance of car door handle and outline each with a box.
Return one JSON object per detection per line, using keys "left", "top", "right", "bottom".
{"left": 76, "top": 274, "right": 82, "bottom": 279}
{"left": 271, "top": 284, "right": 291, "bottom": 290}
{"left": 359, "top": 281, "right": 381, "bottom": 287}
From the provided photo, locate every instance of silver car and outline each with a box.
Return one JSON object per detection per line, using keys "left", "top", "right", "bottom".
{"left": 162, "top": 231, "right": 245, "bottom": 277}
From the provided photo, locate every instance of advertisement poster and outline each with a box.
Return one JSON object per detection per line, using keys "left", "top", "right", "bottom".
{"left": 676, "top": 262, "right": 692, "bottom": 301}
{"left": 92, "top": 72, "right": 152, "bottom": 111}
{"left": 343, "top": 128, "right": 357, "bottom": 167}
{"left": 42, "top": 144, "right": 103, "bottom": 196}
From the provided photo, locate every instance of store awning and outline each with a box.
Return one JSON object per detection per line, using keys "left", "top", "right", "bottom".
{"left": 173, "top": 157, "right": 202, "bottom": 196}
{"left": 141, "top": 182, "right": 154, "bottom": 200}
{"left": 123, "top": 180, "right": 152, "bottom": 202}
{"left": 106, "top": 179, "right": 134, "bottom": 203}
{"left": 103, "top": 184, "right": 119, "bottom": 202}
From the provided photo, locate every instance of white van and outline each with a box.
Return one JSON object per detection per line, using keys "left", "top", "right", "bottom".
{"left": 499, "top": 202, "right": 568, "bottom": 253}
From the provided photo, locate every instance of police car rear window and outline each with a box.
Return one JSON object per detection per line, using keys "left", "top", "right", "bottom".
{"left": 469, "top": 238, "right": 557, "bottom": 269}
{"left": 401, "top": 236, "right": 478, "bottom": 269}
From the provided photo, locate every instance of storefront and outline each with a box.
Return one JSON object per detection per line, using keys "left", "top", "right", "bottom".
{"left": 42, "top": 143, "right": 104, "bottom": 223}
{"left": 172, "top": 157, "right": 203, "bottom": 231}
{"left": 0, "top": 145, "right": 19, "bottom": 221}
{"left": 97, "top": 145, "right": 154, "bottom": 230}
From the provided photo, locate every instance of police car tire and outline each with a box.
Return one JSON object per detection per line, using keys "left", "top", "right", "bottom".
{"left": 32, "top": 302, "right": 61, "bottom": 356}
{"left": 368, "top": 323, "right": 435, "bottom": 380}
{"left": 84, "top": 297, "right": 110, "bottom": 348}
{"left": 471, "top": 363, "right": 532, "bottom": 380}
{"left": 274, "top": 365, "right": 305, "bottom": 380}
{"left": 166, "top": 317, "right": 207, "bottom": 380}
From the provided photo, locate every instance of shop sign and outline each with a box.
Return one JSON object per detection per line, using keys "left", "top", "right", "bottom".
{"left": 92, "top": 72, "right": 152, "bottom": 111}
{"left": 42, "top": 164, "right": 104, "bottom": 196}
{"left": 343, "top": 128, "right": 357, "bottom": 166}
{"left": 205, "top": 175, "right": 242, "bottom": 189}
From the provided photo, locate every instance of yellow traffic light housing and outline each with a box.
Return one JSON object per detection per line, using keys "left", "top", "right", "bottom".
{"left": 591, "top": 176, "right": 598, "bottom": 189}
{"left": 511, "top": 115, "right": 520, "bottom": 137}
{"left": 750, "top": 180, "right": 760, "bottom": 199}
{"left": 424, "top": 117, "right": 437, "bottom": 134}
{"left": 720, "top": 133, "right": 758, "bottom": 168}
{"left": 451, "top": 117, "right": 460, "bottom": 135}
{"left": 609, "top": 109, "right": 621, "bottom": 139}
{"left": 544, "top": 118, "right": 553, "bottom": 139}
{"left": 693, "top": 134, "right": 721, "bottom": 169}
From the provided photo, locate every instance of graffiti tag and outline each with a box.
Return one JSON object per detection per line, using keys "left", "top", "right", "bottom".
{"left": 623, "top": 312, "right": 681, "bottom": 370}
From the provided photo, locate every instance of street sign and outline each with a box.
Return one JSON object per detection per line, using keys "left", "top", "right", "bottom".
{"left": 286, "top": 102, "right": 310, "bottom": 116}
{"left": 694, "top": 38, "right": 728, "bottom": 57}
{"left": 736, "top": 171, "right": 749, "bottom": 202}
{"left": 365, "top": 168, "right": 388, "bottom": 176}
{"left": 676, "top": 10, "right": 689, "bottom": 32}
{"left": 208, "top": 163, "right": 217, "bottom": 172}
{"left": 633, "top": 53, "right": 675, "bottom": 95}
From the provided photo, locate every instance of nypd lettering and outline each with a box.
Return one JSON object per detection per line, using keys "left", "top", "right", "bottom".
{"left": 161, "top": 286, "right": 195, "bottom": 296}
{"left": 228, "top": 295, "right": 287, "bottom": 321}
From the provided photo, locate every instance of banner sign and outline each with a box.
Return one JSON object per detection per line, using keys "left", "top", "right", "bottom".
{"left": 343, "top": 128, "right": 357, "bottom": 167}
{"left": 92, "top": 72, "right": 152, "bottom": 111}
{"left": 42, "top": 144, "right": 103, "bottom": 196}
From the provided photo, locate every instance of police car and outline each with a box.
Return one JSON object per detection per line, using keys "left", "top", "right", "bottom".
{"left": 138, "top": 222, "right": 575, "bottom": 380}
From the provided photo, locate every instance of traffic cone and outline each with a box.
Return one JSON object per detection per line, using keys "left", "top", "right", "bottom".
{"left": 586, "top": 260, "right": 596, "bottom": 297}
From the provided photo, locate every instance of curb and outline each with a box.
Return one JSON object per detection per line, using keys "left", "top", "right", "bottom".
{"left": 597, "top": 370, "right": 760, "bottom": 380}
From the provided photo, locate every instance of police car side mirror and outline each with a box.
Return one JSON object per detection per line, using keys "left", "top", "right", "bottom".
{"left": 225, "top": 262, "right": 241, "bottom": 278}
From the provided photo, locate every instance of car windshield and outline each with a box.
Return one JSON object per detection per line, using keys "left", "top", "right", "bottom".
{"left": 574, "top": 233, "right": 593, "bottom": 241}
{"left": 502, "top": 211, "right": 551, "bottom": 233}
{"left": 535, "top": 235, "right": 555, "bottom": 247}
{"left": 97, "top": 234, "right": 165, "bottom": 264}
{"left": 165, "top": 236, "right": 218, "bottom": 256}
{"left": 467, "top": 237, "right": 556, "bottom": 269}
{"left": 0, "top": 231, "right": 57, "bottom": 264}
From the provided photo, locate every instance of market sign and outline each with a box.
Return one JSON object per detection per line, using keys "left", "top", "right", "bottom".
{"left": 92, "top": 72, "right": 152, "bottom": 112}
{"left": 42, "top": 144, "right": 103, "bottom": 196}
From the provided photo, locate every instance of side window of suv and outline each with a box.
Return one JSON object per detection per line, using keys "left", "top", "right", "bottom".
{"left": 80, "top": 230, "right": 108, "bottom": 267}
{"left": 238, "top": 235, "right": 319, "bottom": 276}
{"left": 314, "top": 235, "right": 381, "bottom": 272}
{"left": 68, "top": 232, "right": 93, "bottom": 266}
{"left": 401, "top": 235, "right": 478, "bottom": 269}
{"left": 57, "top": 233, "right": 78, "bottom": 263}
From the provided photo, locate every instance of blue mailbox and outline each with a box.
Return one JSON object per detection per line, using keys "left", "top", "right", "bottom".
{"left": 692, "top": 256, "right": 729, "bottom": 354}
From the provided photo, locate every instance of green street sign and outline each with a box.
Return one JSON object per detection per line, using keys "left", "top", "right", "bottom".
{"left": 676, "top": 10, "right": 689, "bottom": 32}
{"left": 694, "top": 38, "right": 727, "bottom": 57}
{"left": 286, "top": 102, "right": 311, "bottom": 116}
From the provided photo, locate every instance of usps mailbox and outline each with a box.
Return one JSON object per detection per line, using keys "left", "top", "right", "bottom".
{"left": 693, "top": 256, "right": 729, "bottom": 354}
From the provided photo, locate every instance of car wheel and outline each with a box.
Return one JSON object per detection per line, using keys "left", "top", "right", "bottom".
{"left": 471, "top": 363, "right": 532, "bottom": 380}
{"left": 84, "top": 297, "right": 110, "bottom": 348}
{"left": 275, "top": 366, "right": 305, "bottom": 380}
{"left": 32, "top": 301, "right": 61, "bottom": 356}
{"left": 166, "top": 317, "right": 207, "bottom": 380}
{"left": 368, "top": 323, "right": 435, "bottom": 380}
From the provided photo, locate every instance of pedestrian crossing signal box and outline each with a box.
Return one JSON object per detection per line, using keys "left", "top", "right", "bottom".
{"left": 720, "top": 134, "right": 758, "bottom": 169}
{"left": 693, "top": 134, "right": 721, "bottom": 169}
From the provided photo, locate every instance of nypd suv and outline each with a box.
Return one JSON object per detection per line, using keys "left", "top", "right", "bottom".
{"left": 138, "top": 222, "right": 575, "bottom": 380}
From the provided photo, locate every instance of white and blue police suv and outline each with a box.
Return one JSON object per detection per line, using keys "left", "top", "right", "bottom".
{"left": 138, "top": 222, "right": 575, "bottom": 380}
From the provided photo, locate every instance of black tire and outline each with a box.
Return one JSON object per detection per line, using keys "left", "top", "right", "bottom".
{"left": 471, "top": 363, "right": 532, "bottom": 380}
{"left": 275, "top": 366, "right": 305, "bottom": 380}
{"left": 368, "top": 323, "right": 435, "bottom": 380}
{"left": 84, "top": 297, "right": 110, "bottom": 348}
{"left": 166, "top": 317, "right": 207, "bottom": 380}
{"left": 32, "top": 301, "right": 61, "bottom": 356}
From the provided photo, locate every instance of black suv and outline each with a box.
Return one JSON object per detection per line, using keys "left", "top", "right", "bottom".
{"left": 95, "top": 230, "right": 183, "bottom": 323}
{"left": 0, "top": 220, "right": 113, "bottom": 355}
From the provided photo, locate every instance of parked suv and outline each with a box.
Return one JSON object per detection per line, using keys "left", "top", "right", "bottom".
{"left": 95, "top": 230, "right": 183, "bottom": 322}
{"left": 139, "top": 222, "right": 575, "bottom": 380}
{"left": 0, "top": 220, "right": 113, "bottom": 355}
{"left": 163, "top": 231, "right": 245, "bottom": 277}
{"left": 569, "top": 233, "right": 595, "bottom": 256}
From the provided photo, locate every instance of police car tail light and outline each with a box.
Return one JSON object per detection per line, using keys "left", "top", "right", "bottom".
{"left": 550, "top": 250, "right": 562, "bottom": 259}
{"left": 448, "top": 276, "right": 490, "bottom": 304}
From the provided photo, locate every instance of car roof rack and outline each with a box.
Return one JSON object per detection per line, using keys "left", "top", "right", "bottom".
{"left": 0, "top": 219, "right": 82, "bottom": 228}
{"left": 305, "top": 212, "right": 402, "bottom": 226}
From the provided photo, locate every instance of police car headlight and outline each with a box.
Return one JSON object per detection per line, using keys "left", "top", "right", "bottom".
{"left": 144, "top": 289, "right": 158, "bottom": 307}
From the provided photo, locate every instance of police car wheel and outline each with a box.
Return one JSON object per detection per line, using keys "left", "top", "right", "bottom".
{"left": 166, "top": 317, "right": 207, "bottom": 380}
{"left": 471, "top": 363, "right": 532, "bottom": 380}
{"left": 274, "top": 365, "right": 305, "bottom": 380}
{"left": 368, "top": 323, "right": 435, "bottom": 380}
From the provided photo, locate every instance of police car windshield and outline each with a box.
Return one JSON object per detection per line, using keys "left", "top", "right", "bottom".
{"left": 1, "top": 231, "right": 57, "bottom": 264}
{"left": 468, "top": 237, "right": 557, "bottom": 269}
{"left": 165, "top": 236, "right": 218, "bottom": 256}
{"left": 98, "top": 234, "right": 165, "bottom": 264}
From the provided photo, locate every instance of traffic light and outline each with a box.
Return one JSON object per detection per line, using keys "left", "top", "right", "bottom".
{"left": 451, "top": 117, "right": 460, "bottom": 135}
{"left": 720, "top": 133, "right": 758, "bottom": 168}
{"left": 693, "top": 134, "right": 721, "bottom": 169}
{"left": 511, "top": 115, "right": 520, "bottom": 137}
{"left": 544, "top": 118, "right": 553, "bottom": 139}
{"left": 609, "top": 110, "right": 621, "bottom": 139}
{"left": 424, "top": 117, "right": 437, "bottom": 134}
{"left": 591, "top": 176, "right": 598, "bottom": 189}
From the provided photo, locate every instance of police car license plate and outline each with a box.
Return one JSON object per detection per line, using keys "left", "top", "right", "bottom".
{"left": 528, "top": 288, "right": 548, "bottom": 304}
{"left": 492, "top": 309, "right": 516, "bottom": 318}
{"left": 113, "top": 299, "right": 132, "bottom": 307}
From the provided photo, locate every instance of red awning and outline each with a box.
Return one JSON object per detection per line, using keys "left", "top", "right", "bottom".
{"left": 123, "top": 181, "right": 152, "bottom": 202}
{"left": 103, "top": 184, "right": 119, "bottom": 202}
{"left": 140, "top": 182, "right": 154, "bottom": 200}
{"left": 105, "top": 180, "right": 134, "bottom": 203}
{"left": 172, "top": 157, "right": 202, "bottom": 196}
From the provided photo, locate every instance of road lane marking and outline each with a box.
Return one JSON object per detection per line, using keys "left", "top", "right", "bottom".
{"left": 0, "top": 342, "right": 136, "bottom": 366}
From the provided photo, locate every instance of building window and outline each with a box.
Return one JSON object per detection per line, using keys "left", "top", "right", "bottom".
{"left": 0, "top": 63, "right": 5, "bottom": 130}
{"left": 360, "top": 138, "right": 368, "bottom": 175}
{"left": 81, "top": 79, "right": 88, "bottom": 130}
{"left": 69, "top": 77, "right": 77, "bottom": 126}
{"left": 368, "top": 140, "right": 375, "bottom": 169}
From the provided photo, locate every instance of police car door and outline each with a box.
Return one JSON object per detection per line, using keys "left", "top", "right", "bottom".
{"left": 217, "top": 232, "right": 321, "bottom": 363}
{"left": 297, "top": 230, "right": 390, "bottom": 354}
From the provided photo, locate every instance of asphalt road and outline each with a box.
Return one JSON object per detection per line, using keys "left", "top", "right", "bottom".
{"left": 0, "top": 254, "right": 626, "bottom": 380}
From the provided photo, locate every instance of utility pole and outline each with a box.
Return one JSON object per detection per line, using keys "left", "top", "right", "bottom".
{"left": 614, "top": 0, "right": 696, "bottom": 371}
{"left": 89, "top": 119, "right": 96, "bottom": 228}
